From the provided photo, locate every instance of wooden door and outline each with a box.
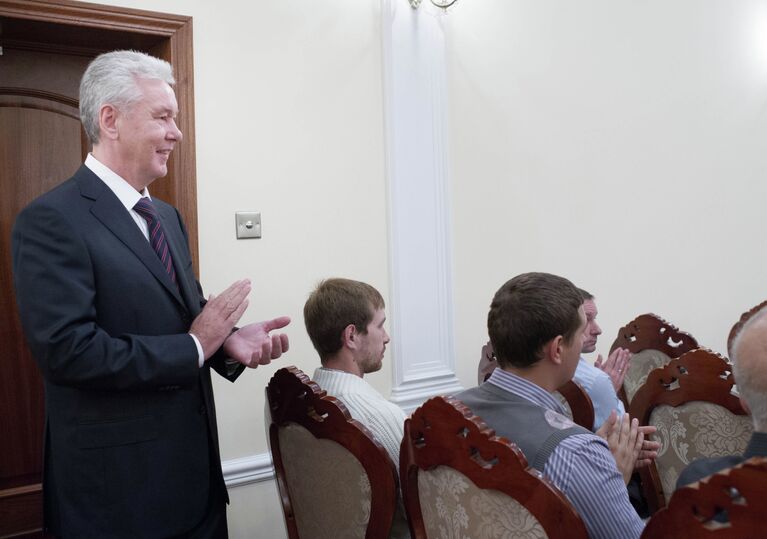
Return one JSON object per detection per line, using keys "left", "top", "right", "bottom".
{"left": 0, "top": 2, "right": 198, "bottom": 536}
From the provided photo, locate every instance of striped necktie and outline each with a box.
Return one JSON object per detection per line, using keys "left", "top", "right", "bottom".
{"left": 133, "top": 197, "right": 177, "bottom": 286}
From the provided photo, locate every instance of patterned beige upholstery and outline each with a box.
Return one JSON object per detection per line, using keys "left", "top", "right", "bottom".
{"left": 418, "top": 466, "right": 547, "bottom": 539}
{"left": 623, "top": 349, "right": 672, "bottom": 403}
{"left": 650, "top": 402, "right": 753, "bottom": 503}
{"left": 278, "top": 423, "right": 371, "bottom": 539}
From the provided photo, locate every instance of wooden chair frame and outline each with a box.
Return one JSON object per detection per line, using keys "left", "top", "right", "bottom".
{"left": 266, "top": 366, "right": 398, "bottom": 539}
{"left": 610, "top": 313, "right": 699, "bottom": 407}
{"left": 610, "top": 313, "right": 699, "bottom": 357}
{"left": 628, "top": 349, "right": 749, "bottom": 514}
{"left": 641, "top": 457, "right": 767, "bottom": 538}
{"left": 400, "top": 396, "right": 589, "bottom": 539}
{"left": 477, "top": 341, "right": 594, "bottom": 430}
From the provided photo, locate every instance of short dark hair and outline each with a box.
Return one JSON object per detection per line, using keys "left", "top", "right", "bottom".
{"left": 304, "top": 278, "right": 385, "bottom": 361}
{"left": 578, "top": 288, "right": 594, "bottom": 301}
{"left": 488, "top": 272, "right": 583, "bottom": 369}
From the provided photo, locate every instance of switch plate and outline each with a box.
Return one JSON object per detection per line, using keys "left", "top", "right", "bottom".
{"left": 235, "top": 211, "right": 261, "bottom": 239}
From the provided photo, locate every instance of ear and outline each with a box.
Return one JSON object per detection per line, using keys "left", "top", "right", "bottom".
{"left": 98, "top": 104, "right": 120, "bottom": 141}
{"left": 545, "top": 335, "right": 565, "bottom": 366}
{"left": 342, "top": 324, "right": 358, "bottom": 350}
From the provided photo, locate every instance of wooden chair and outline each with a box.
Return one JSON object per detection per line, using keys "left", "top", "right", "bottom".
{"left": 266, "top": 366, "right": 398, "bottom": 539}
{"left": 641, "top": 457, "right": 767, "bottom": 538}
{"left": 727, "top": 300, "right": 767, "bottom": 357}
{"left": 477, "top": 341, "right": 595, "bottom": 430}
{"left": 610, "top": 313, "right": 699, "bottom": 406}
{"left": 628, "top": 349, "right": 752, "bottom": 514}
{"left": 400, "top": 396, "right": 588, "bottom": 539}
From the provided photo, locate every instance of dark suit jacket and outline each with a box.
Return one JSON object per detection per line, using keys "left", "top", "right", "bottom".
{"left": 12, "top": 165, "right": 244, "bottom": 538}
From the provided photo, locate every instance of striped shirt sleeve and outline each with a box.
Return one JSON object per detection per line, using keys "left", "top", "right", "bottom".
{"left": 544, "top": 434, "right": 644, "bottom": 539}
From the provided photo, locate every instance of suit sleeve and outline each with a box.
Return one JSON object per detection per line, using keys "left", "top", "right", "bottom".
{"left": 12, "top": 202, "right": 200, "bottom": 391}
{"left": 170, "top": 206, "right": 246, "bottom": 383}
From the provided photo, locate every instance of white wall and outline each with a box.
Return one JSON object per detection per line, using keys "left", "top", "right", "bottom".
{"left": 86, "top": 0, "right": 767, "bottom": 535}
{"left": 446, "top": 0, "right": 767, "bottom": 387}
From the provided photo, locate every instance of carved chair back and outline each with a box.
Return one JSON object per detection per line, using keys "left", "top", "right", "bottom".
{"left": 610, "top": 314, "right": 699, "bottom": 405}
{"left": 641, "top": 457, "right": 767, "bottom": 538}
{"left": 628, "top": 350, "right": 752, "bottom": 514}
{"left": 400, "top": 396, "right": 588, "bottom": 539}
{"left": 266, "top": 367, "right": 398, "bottom": 539}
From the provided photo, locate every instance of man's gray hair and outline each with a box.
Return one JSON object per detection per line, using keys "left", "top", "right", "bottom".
{"left": 79, "top": 50, "right": 175, "bottom": 145}
{"left": 731, "top": 306, "right": 767, "bottom": 431}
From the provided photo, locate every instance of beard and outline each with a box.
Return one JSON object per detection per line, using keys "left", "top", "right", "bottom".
{"left": 360, "top": 350, "right": 384, "bottom": 374}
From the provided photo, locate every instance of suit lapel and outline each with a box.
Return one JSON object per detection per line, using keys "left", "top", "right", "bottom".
{"left": 75, "top": 166, "right": 186, "bottom": 308}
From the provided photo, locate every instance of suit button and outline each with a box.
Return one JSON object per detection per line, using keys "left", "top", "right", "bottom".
{"left": 199, "top": 405, "right": 207, "bottom": 415}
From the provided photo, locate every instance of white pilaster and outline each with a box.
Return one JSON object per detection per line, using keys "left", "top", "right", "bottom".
{"left": 382, "top": 0, "right": 463, "bottom": 412}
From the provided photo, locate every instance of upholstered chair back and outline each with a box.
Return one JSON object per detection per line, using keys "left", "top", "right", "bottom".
{"left": 266, "top": 367, "right": 398, "bottom": 539}
{"left": 649, "top": 401, "right": 752, "bottom": 503}
{"left": 401, "top": 396, "right": 588, "bottom": 539}
{"left": 629, "top": 350, "right": 751, "bottom": 514}
{"left": 417, "top": 465, "right": 547, "bottom": 539}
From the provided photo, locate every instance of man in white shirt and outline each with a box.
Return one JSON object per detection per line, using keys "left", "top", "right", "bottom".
{"left": 304, "top": 278, "right": 409, "bottom": 538}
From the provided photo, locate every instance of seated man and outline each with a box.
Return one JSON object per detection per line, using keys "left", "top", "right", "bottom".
{"left": 455, "top": 272, "right": 646, "bottom": 539}
{"left": 303, "top": 278, "right": 409, "bottom": 538}
{"left": 575, "top": 288, "right": 630, "bottom": 431}
{"left": 676, "top": 307, "right": 767, "bottom": 487}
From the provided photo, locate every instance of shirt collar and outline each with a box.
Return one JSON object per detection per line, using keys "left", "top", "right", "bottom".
{"left": 487, "top": 367, "right": 567, "bottom": 414}
{"left": 85, "top": 153, "right": 150, "bottom": 212}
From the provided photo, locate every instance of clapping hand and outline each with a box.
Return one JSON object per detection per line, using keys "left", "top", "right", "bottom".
{"left": 224, "top": 316, "right": 291, "bottom": 368}
{"left": 595, "top": 347, "right": 632, "bottom": 392}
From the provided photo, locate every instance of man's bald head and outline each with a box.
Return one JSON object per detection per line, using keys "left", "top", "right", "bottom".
{"left": 731, "top": 307, "right": 767, "bottom": 431}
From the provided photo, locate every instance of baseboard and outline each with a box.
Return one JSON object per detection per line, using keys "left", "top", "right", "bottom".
{"left": 222, "top": 452, "right": 274, "bottom": 488}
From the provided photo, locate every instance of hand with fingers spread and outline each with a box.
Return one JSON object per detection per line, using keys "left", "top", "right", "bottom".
{"left": 189, "top": 279, "right": 251, "bottom": 360}
{"left": 224, "top": 316, "right": 291, "bottom": 368}
{"left": 594, "top": 347, "right": 632, "bottom": 392}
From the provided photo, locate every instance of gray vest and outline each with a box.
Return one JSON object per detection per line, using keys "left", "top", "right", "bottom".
{"left": 454, "top": 382, "right": 590, "bottom": 471}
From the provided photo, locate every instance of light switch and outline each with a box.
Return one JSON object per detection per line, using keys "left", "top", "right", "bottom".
{"left": 235, "top": 211, "right": 261, "bottom": 239}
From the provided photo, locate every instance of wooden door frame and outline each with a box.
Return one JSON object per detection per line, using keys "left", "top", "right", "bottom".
{"left": 0, "top": 0, "right": 200, "bottom": 269}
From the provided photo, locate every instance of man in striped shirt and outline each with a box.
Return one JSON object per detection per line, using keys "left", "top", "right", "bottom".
{"left": 455, "top": 272, "right": 646, "bottom": 539}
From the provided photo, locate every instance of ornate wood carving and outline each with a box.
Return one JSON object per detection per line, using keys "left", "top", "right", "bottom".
{"left": 401, "top": 396, "right": 588, "bottom": 539}
{"left": 610, "top": 313, "right": 699, "bottom": 357}
{"left": 641, "top": 457, "right": 767, "bottom": 538}
{"left": 629, "top": 349, "right": 749, "bottom": 514}
{"left": 266, "top": 367, "right": 398, "bottom": 539}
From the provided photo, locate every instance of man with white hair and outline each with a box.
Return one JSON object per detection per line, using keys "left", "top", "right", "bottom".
{"left": 13, "top": 50, "right": 290, "bottom": 537}
{"left": 676, "top": 308, "right": 767, "bottom": 487}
